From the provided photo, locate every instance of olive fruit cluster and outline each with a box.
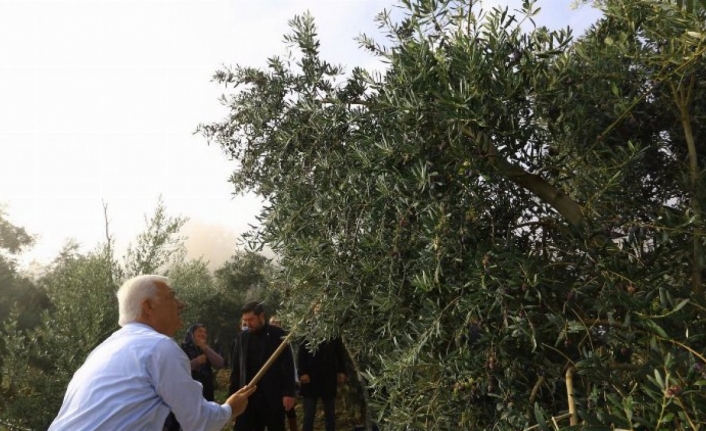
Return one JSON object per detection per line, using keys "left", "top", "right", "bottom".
{"left": 452, "top": 377, "right": 476, "bottom": 396}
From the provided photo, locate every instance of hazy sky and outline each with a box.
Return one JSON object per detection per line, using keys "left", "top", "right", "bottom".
{"left": 0, "top": 0, "right": 600, "bottom": 269}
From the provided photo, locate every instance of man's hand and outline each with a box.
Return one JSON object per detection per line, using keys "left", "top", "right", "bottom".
{"left": 299, "top": 374, "right": 310, "bottom": 384}
{"left": 283, "top": 396, "right": 295, "bottom": 411}
{"left": 337, "top": 373, "right": 347, "bottom": 383}
{"left": 226, "top": 385, "right": 256, "bottom": 418}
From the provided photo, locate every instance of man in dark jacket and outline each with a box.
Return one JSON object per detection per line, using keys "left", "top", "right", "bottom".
{"left": 297, "top": 337, "right": 347, "bottom": 431}
{"left": 229, "top": 301, "right": 296, "bottom": 431}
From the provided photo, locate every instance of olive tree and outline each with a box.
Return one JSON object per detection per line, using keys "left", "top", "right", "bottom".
{"left": 201, "top": 1, "right": 706, "bottom": 429}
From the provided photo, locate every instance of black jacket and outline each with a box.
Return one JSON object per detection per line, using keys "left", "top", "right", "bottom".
{"left": 297, "top": 337, "right": 346, "bottom": 399}
{"left": 229, "top": 323, "right": 296, "bottom": 408}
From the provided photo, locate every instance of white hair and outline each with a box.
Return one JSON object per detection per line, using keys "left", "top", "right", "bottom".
{"left": 116, "top": 275, "right": 169, "bottom": 326}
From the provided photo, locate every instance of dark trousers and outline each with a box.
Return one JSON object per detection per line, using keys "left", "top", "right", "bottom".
{"left": 302, "top": 396, "right": 335, "bottom": 431}
{"left": 234, "top": 394, "right": 285, "bottom": 431}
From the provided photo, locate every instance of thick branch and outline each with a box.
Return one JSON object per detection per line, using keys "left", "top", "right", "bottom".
{"left": 463, "top": 128, "right": 584, "bottom": 227}
{"left": 674, "top": 76, "right": 703, "bottom": 298}
{"left": 499, "top": 161, "right": 583, "bottom": 227}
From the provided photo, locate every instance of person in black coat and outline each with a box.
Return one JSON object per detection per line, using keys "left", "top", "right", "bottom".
{"left": 229, "top": 301, "right": 296, "bottom": 431}
{"left": 297, "top": 337, "right": 347, "bottom": 431}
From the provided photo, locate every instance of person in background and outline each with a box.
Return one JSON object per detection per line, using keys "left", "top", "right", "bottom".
{"left": 297, "top": 336, "right": 347, "bottom": 431}
{"left": 229, "top": 301, "right": 296, "bottom": 431}
{"left": 183, "top": 324, "right": 225, "bottom": 401}
{"left": 48, "top": 275, "right": 255, "bottom": 431}
{"left": 269, "top": 315, "right": 299, "bottom": 431}
{"left": 165, "top": 324, "right": 226, "bottom": 431}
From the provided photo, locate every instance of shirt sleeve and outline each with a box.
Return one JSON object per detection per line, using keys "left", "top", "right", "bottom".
{"left": 148, "top": 338, "right": 232, "bottom": 431}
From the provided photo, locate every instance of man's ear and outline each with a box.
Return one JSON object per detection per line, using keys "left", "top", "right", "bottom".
{"left": 142, "top": 297, "right": 153, "bottom": 313}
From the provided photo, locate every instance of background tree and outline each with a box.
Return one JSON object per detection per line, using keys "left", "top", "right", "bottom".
{"left": 0, "top": 242, "right": 119, "bottom": 429}
{"left": 169, "top": 253, "right": 216, "bottom": 329}
{"left": 212, "top": 250, "right": 282, "bottom": 361}
{"left": 124, "top": 196, "right": 187, "bottom": 277}
{"left": 201, "top": 0, "right": 706, "bottom": 429}
{"left": 0, "top": 206, "right": 48, "bottom": 330}
{"left": 168, "top": 253, "right": 233, "bottom": 358}
{"left": 0, "top": 206, "right": 48, "bottom": 426}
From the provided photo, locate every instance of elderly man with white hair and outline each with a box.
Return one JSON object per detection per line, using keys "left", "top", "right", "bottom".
{"left": 49, "top": 274, "right": 255, "bottom": 431}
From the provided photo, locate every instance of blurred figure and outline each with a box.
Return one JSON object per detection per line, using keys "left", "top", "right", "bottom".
{"left": 297, "top": 337, "right": 347, "bottom": 431}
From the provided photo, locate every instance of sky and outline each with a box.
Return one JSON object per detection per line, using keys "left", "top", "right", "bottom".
{"left": 0, "top": 0, "right": 601, "bottom": 271}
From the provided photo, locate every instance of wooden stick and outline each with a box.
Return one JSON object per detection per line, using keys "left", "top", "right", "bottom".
{"left": 246, "top": 330, "right": 296, "bottom": 388}
{"left": 565, "top": 366, "right": 577, "bottom": 426}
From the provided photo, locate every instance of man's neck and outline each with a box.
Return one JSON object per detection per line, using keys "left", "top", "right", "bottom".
{"left": 133, "top": 317, "right": 160, "bottom": 333}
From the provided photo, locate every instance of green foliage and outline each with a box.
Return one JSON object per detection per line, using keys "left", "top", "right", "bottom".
{"left": 0, "top": 205, "right": 33, "bottom": 255}
{"left": 215, "top": 250, "right": 274, "bottom": 301}
{"left": 169, "top": 255, "right": 234, "bottom": 352}
{"left": 1, "top": 243, "right": 119, "bottom": 430}
{"left": 170, "top": 254, "right": 216, "bottom": 327}
{"left": 0, "top": 207, "right": 48, "bottom": 421}
{"left": 0, "top": 207, "right": 47, "bottom": 331}
{"left": 124, "top": 196, "right": 187, "bottom": 277}
{"left": 201, "top": 1, "right": 706, "bottom": 429}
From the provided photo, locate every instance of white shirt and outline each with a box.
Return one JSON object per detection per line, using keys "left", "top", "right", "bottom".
{"left": 48, "top": 323, "right": 232, "bottom": 431}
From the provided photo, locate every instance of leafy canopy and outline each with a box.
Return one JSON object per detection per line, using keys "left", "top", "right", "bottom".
{"left": 202, "top": 0, "right": 706, "bottom": 429}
